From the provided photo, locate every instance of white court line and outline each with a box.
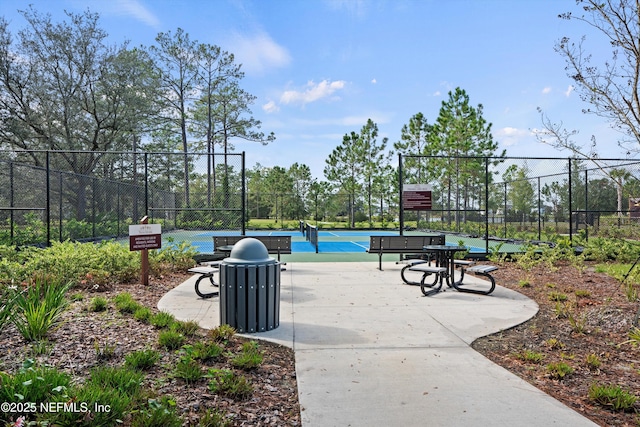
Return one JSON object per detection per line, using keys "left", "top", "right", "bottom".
{"left": 328, "top": 231, "right": 340, "bottom": 237}
{"left": 351, "top": 241, "right": 369, "bottom": 250}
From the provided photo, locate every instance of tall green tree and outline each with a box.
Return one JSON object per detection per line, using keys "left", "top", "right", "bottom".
{"left": 503, "top": 165, "right": 536, "bottom": 225}
{"left": 357, "top": 119, "right": 390, "bottom": 223}
{"left": 0, "top": 8, "right": 158, "bottom": 218}
{"left": 428, "top": 88, "right": 504, "bottom": 226}
{"left": 148, "top": 28, "right": 200, "bottom": 207}
{"left": 394, "top": 112, "right": 433, "bottom": 183}
{"left": 324, "top": 131, "right": 362, "bottom": 227}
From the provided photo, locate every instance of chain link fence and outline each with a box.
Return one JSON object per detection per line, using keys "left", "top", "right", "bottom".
{"left": 400, "top": 155, "right": 640, "bottom": 247}
{"left": 0, "top": 150, "right": 244, "bottom": 247}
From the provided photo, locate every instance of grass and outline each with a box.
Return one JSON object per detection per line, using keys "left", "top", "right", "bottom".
{"left": 10, "top": 275, "right": 71, "bottom": 341}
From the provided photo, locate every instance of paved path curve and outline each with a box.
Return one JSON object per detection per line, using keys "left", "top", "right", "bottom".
{"left": 159, "top": 262, "right": 598, "bottom": 427}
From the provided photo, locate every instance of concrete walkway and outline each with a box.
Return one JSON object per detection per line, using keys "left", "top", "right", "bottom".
{"left": 158, "top": 262, "right": 598, "bottom": 427}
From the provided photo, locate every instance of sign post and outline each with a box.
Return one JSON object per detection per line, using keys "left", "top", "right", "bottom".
{"left": 129, "top": 216, "right": 161, "bottom": 286}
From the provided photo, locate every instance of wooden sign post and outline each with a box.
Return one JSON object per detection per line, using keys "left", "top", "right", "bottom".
{"left": 129, "top": 216, "right": 162, "bottom": 286}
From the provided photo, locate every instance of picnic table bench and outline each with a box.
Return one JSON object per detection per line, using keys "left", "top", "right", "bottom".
{"left": 368, "top": 234, "right": 445, "bottom": 270}
{"left": 402, "top": 257, "right": 498, "bottom": 296}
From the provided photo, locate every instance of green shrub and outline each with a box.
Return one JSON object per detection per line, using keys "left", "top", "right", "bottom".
{"left": 89, "top": 296, "right": 108, "bottom": 312}
{"left": 10, "top": 275, "right": 71, "bottom": 341}
{"left": 171, "top": 320, "right": 200, "bottom": 336}
{"left": 206, "top": 368, "right": 253, "bottom": 399}
{"left": 208, "top": 324, "right": 236, "bottom": 342}
{"left": 88, "top": 366, "right": 143, "bottom": 396}
{"left": 113, "top": 292, "right": 140, "bottom": 314}
{"left": 134, "top": 306, "right": 153, "bottom": 323}
{"left": 199, "top": 408, "right": 231, "bottom": 427}
{"left": 0, "top": 359, "right": 71, "bottom": 409}
{"left": 132, "top": 397, "right": 182, "bottom": 427}
{"left": 231, "top": 341, "right": 264, "bottom": 370}
{"left": 174, "top": 356, "right": 202, "bottom": 383}
{"left": 588, "top": 383, "right": 637, "bottom": 412}
{"left": 187, "top": 341, "right": 224, "bottom": 362}
{"left": 125, "top": 348, "right": 161, "bottom": 370}
{"left": 547, "top": 362, "right": 574, "bottom": 380}
{"left": 158, "top": 330, "right": 185, "bottom": 350}
{"left": 151, "top": 311, "right": 176, "bottom": 329}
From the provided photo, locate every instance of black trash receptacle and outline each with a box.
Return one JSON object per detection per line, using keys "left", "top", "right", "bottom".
{"left": 219, "top": 238, "right": 281, "bottom": 333}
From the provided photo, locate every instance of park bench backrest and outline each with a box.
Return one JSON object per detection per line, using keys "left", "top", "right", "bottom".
{"left": 213, "top": 235, "right": 291, "bottom": 254}
{"left": 369, "top": 234, "right": 445, "bottom": 251}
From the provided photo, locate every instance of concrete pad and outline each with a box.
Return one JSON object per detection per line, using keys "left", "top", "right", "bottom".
{"left": 158, "top": 261, "right": 597, "bottom": 427}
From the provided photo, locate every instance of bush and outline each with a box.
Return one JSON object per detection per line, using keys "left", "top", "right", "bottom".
{"left": 125, "top": 349, "right": 161, "bottom": 370}
{"left": 10, "top": 275, "right": 71, "bottom": 341}
{"left": 588, "top": 383, "right": 637, "bottom": 412}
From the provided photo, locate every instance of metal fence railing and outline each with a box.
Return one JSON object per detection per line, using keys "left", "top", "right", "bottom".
{"left": 0, "top": 150, "right": 245, "bottom": 247}
{"left": 399, "top": 155, "right": 640, "bottom": 249}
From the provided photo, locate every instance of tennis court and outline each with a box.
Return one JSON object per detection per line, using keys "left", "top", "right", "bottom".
{"left": 163, "top": 229, "right": 525, "bottom": 259}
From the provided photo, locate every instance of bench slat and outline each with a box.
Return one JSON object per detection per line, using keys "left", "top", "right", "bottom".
{"left": 408, "top": 265, "right": 447, "bottom": 274}
{"left": 467, "top": 265, "right": 498, "bottom": 274}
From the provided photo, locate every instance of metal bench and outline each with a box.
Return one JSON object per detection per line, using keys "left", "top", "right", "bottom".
{"left": 368, "top": 234, "right": 445, "bottom": 270}
{"left": 213, "top": 235, "right": 292, "bottom": 261}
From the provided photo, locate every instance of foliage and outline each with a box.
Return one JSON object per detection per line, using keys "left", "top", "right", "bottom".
{"left": 0, "top": 359, "right": 71, "bottom": 412}
{"left": 132, "top": 397, "right": 182, "bottom": 427}
{"left": 206, "top": 368, "right": 253, "bottom": 399}
{"left": 89, "top": 296, "right": 108, "bottom": 312}
{"left": 588, "top": 383, "right": 637, "bottom": 412}
{"left": 150, "top": 311, "right": 176, "bottom": 329}
{"left": 513, "top": 349, "right": 545, "bottom": 364}
{"left": 208, "top": 324, "right": 236, "bottom": 342}
{"left": 0, "top": 241, "right": 139, "bottom": 287}
{"left": 158, "top": 330, "right": 185, "bottom": 350}
{"left": 174, "top": 355, "right": 203, "bottom": 383}
{"left": 9, "top": 275, "right": 71, "bottom": 341}
{"left": 150, "top": 240, "right": 199, "bottom": 273}
{"left": 171, "top": 319, "right": 200, "bottom": 336}
{"left": 125, "top": 349, "right": 161, "bottom": 371}
{"left": 546, "top": 362, "right": 574, "bottom": 380}
{"left": 231, "top": 341, "right": 264, "bottom": 370}
{"left": 114, "top": 292, "right": 142, "bottom": 314}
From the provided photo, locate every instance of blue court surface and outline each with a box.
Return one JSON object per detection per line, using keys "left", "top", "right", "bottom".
{"left": 164, "top": 229, "right": 490, "bottom": 254}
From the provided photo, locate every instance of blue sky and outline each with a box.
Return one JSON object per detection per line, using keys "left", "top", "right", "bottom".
{"left": 0, "top": 0, "right": 628, "bottom": 178}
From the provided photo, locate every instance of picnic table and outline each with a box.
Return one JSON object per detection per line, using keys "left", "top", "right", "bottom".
{"left": 405, "top": 245, "right": 497, "bottom": 296}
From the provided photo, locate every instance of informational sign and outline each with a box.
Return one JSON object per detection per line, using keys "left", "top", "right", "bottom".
{"left": 402, "top": 184, "right": 432, "bottom": 210}
{"left": 630, "top": 197, "right": 640, "bottom": 219}
{"left": 129, "top": 223, "right": 162, "bottom": 251}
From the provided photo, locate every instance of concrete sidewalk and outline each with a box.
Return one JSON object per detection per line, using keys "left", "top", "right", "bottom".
{"left": 158, "top": 262, "right": 598, "bottom": 427}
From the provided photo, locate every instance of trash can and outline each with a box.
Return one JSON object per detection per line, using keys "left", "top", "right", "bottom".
{"left": 219, "top": 238, "right": 281, "bottom": 333}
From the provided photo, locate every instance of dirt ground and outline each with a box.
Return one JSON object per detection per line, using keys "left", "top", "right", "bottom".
{"left": 473, "top": 260, "right": 640, "bottom": 427}
{"left": 2, "top": 261, "right": 639, "bottom": 426}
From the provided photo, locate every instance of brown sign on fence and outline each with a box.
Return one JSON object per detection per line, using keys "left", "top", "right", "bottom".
{"left": 630, "top": 197, "right": 640, "bottom": 219}
{"left": 403, "top": 184, "right": 432, "bottom": 210}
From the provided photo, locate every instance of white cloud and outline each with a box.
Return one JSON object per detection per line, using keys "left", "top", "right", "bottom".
{"left": 565, "top": 85, "right": 574, "bottom": 97}
{"left": 432, "top": 91, "right": 441, "bottom": 97}
{"left": 542, "top": 86, "right": 552, "bottom": 94}
{"left": 280, "top": 80, "right": 347, "bottom": 106}
{"left": 262, "top": 100, "right": 279, "bottom": 114}
{"left": 371, "top": 78, "right": 377, "bottom": 84}
{"left": 229, "top": 32, "right": 291, "bottom": 74}
{"left": 117, "top": 0, "right": 160, "bottom": 27}
{"left": 496, "top": 126, "right": 532, "bottom": 147}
